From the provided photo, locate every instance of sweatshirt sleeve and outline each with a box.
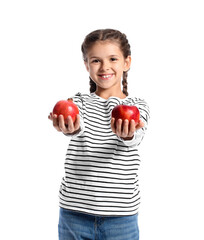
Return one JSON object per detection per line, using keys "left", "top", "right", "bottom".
{"left": 63, "top": 92, "right": 85, "bottom": 138}
{"left": 119, "top": 98, "right": 150, "bottom": 147}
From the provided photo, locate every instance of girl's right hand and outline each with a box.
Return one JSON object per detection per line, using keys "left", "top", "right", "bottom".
{"left": 48, "top": 113, "right": 80, "bottom": 135}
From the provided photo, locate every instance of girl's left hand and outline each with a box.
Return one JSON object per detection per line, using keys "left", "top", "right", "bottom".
{"left": 111, "top": 118, "right": 144, "bottom": 140}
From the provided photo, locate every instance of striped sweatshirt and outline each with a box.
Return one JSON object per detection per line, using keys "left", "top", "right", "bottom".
{"left": 59, "top": 92, "right": 150, "bottom": 216}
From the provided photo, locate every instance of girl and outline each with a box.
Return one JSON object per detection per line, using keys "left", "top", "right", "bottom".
{"left": 49, "top": 29, "right": 150, "bottom": 240}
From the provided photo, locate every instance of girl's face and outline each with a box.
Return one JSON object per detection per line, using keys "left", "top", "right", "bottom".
{"left": 84, "top": 40, "right": 131, "bottom": 95}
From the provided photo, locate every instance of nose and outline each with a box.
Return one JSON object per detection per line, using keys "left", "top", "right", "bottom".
{"left": 100, "top": 60, "right": 110, "bottom": 71}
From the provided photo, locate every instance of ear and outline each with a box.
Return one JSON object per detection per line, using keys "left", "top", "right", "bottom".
{"left": 84, "top": 61, "right": 89, "bottom": 72}
{"left": 124, "top": 56, "right": 131, "bottom": 71}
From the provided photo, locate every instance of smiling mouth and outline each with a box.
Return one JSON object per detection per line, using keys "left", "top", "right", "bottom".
{"left": 98, "top": 74, "right": 114, "bottom": 80}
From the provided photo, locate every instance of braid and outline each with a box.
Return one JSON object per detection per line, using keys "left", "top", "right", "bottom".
{"left": 122, "top": 71, "right": 128, "bottom": 96}
{"left": 89, "top": 77, "right": 96, "bottom": 93}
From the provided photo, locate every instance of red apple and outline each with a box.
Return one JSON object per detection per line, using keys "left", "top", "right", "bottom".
{"left": 111, "top": 105, "right": 140, "bottom": 125}
{"left": 52, "top": 98, "right": 79, "bottom": 123}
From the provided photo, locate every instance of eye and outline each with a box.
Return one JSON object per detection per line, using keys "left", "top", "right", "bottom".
{"left": 110, "top": 57, "right": 117, "bottom": 62}
{"left": 91, "top": 59, "right": 100, "bottom": 63}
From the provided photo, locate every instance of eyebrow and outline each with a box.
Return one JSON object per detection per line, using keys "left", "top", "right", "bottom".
{"left": 89, "top": 55, "right": 120, "bottom": 59}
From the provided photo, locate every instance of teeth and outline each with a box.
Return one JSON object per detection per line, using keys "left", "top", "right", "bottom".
{"left": 101, "top": 75, "right": 112, "bottom": 78}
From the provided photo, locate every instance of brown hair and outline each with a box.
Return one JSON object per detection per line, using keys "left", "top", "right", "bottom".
{"left": 81, "top": 29, "right": 131, "bottom": 96}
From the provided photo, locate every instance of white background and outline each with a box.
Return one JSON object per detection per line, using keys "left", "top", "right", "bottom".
{"left": 0, "top": 0, "right": 204, "bottom": 239}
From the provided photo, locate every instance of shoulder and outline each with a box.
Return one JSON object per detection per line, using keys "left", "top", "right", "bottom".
{"left": 71, "top": 92, "right": 92, "bottom": 102}
{"left": 72, "top": 92, "right": 90, "bottom": 99}
{"left": 123, "top": 96, "right": 149, "bottom": 107}
{"left": 71, "top": 92, "right": 100, "bottom": 107}
{"left": 123, "top": 96, "right": 150, "bottom": 117}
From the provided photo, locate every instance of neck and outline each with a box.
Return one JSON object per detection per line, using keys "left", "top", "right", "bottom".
{"left": 95, "top": 89, "right": 126, "bottom": 100}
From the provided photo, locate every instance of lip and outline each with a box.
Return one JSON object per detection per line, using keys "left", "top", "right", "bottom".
{"left": 98, "top": 73, "right": 114, "bottom": 80}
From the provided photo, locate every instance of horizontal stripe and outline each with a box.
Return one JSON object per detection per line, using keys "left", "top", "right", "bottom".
{"left": 65, "top": 158, "right": 140, "bottom": 166}
{"left": 66, "top": 152, "right": 140, "bottom": 160}
{"left": 65, "top": 176, "right": 138, "bottom": 186}
{"left": 64, "top": 171, "right": 137, "bottom": 181}
{"left": 70, "top": 139, "right": 135, "bottom": 148}
{"left": 59, "top": 196, "right": 140, "bottom": 209}
{"left": 60, "top": 193, "right": 140, "bottom": 205}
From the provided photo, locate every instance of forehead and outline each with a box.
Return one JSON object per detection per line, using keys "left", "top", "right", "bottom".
{"left": 87, "top": 40, "right": 123, "bottom": 57}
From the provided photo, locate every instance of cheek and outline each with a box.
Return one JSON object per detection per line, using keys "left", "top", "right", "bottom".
{"left": 115, "top": 65, "right": 125, "bottom": 76}
{"left": 90, "top": 65, "right": 99, "bottom": 74}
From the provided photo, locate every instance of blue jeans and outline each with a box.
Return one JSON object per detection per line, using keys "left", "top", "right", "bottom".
{"left": 58, "top": 207, "right": 139, "bottom": 240}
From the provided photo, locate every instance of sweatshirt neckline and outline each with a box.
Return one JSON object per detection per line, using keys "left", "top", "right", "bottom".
{"left": 91, "top": 92, "right": 130, "bottom": 101}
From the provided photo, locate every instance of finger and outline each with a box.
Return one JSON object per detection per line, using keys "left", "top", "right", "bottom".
{"left": 48, "top": 112, "right": 52, "bottom": 120}
{"left": 58, "top": 115, "right": 67, "bottom": 132}
{"left": 129, "top": 119, "right": 136, "bottom": 136}
{"left": 74, "top": 114, "right": 80, "bottom": 131}
{"left": 121, "top": 119, "right": 129, "bottom": 137}
{"left": 116, "top": 119, "right": 122, "bottom": 136}
{"left": 67, "top": 116, "right": 74, "bottom": 132}
{"left": 111, "top": 118, "right": 116, "bottom": 133}
{"left": 135, "top": 120, "right": 144, "bottom": 130}
{"left": 53, "top": 114, "right": 61, "bottom": 131}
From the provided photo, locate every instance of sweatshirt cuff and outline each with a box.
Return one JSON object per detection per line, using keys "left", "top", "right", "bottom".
{"left": 118, "top": 132, "right": 137, "bottom": 147}
{"left": 63, "top": 118, "right": 84, "bottom": 138}
{"left": 118, "top": 129, "right": 145, "bottom": 147}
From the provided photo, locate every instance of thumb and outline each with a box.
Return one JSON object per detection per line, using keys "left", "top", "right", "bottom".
{"left": 135, "top": 120, "right": 144, "bottom": 130}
